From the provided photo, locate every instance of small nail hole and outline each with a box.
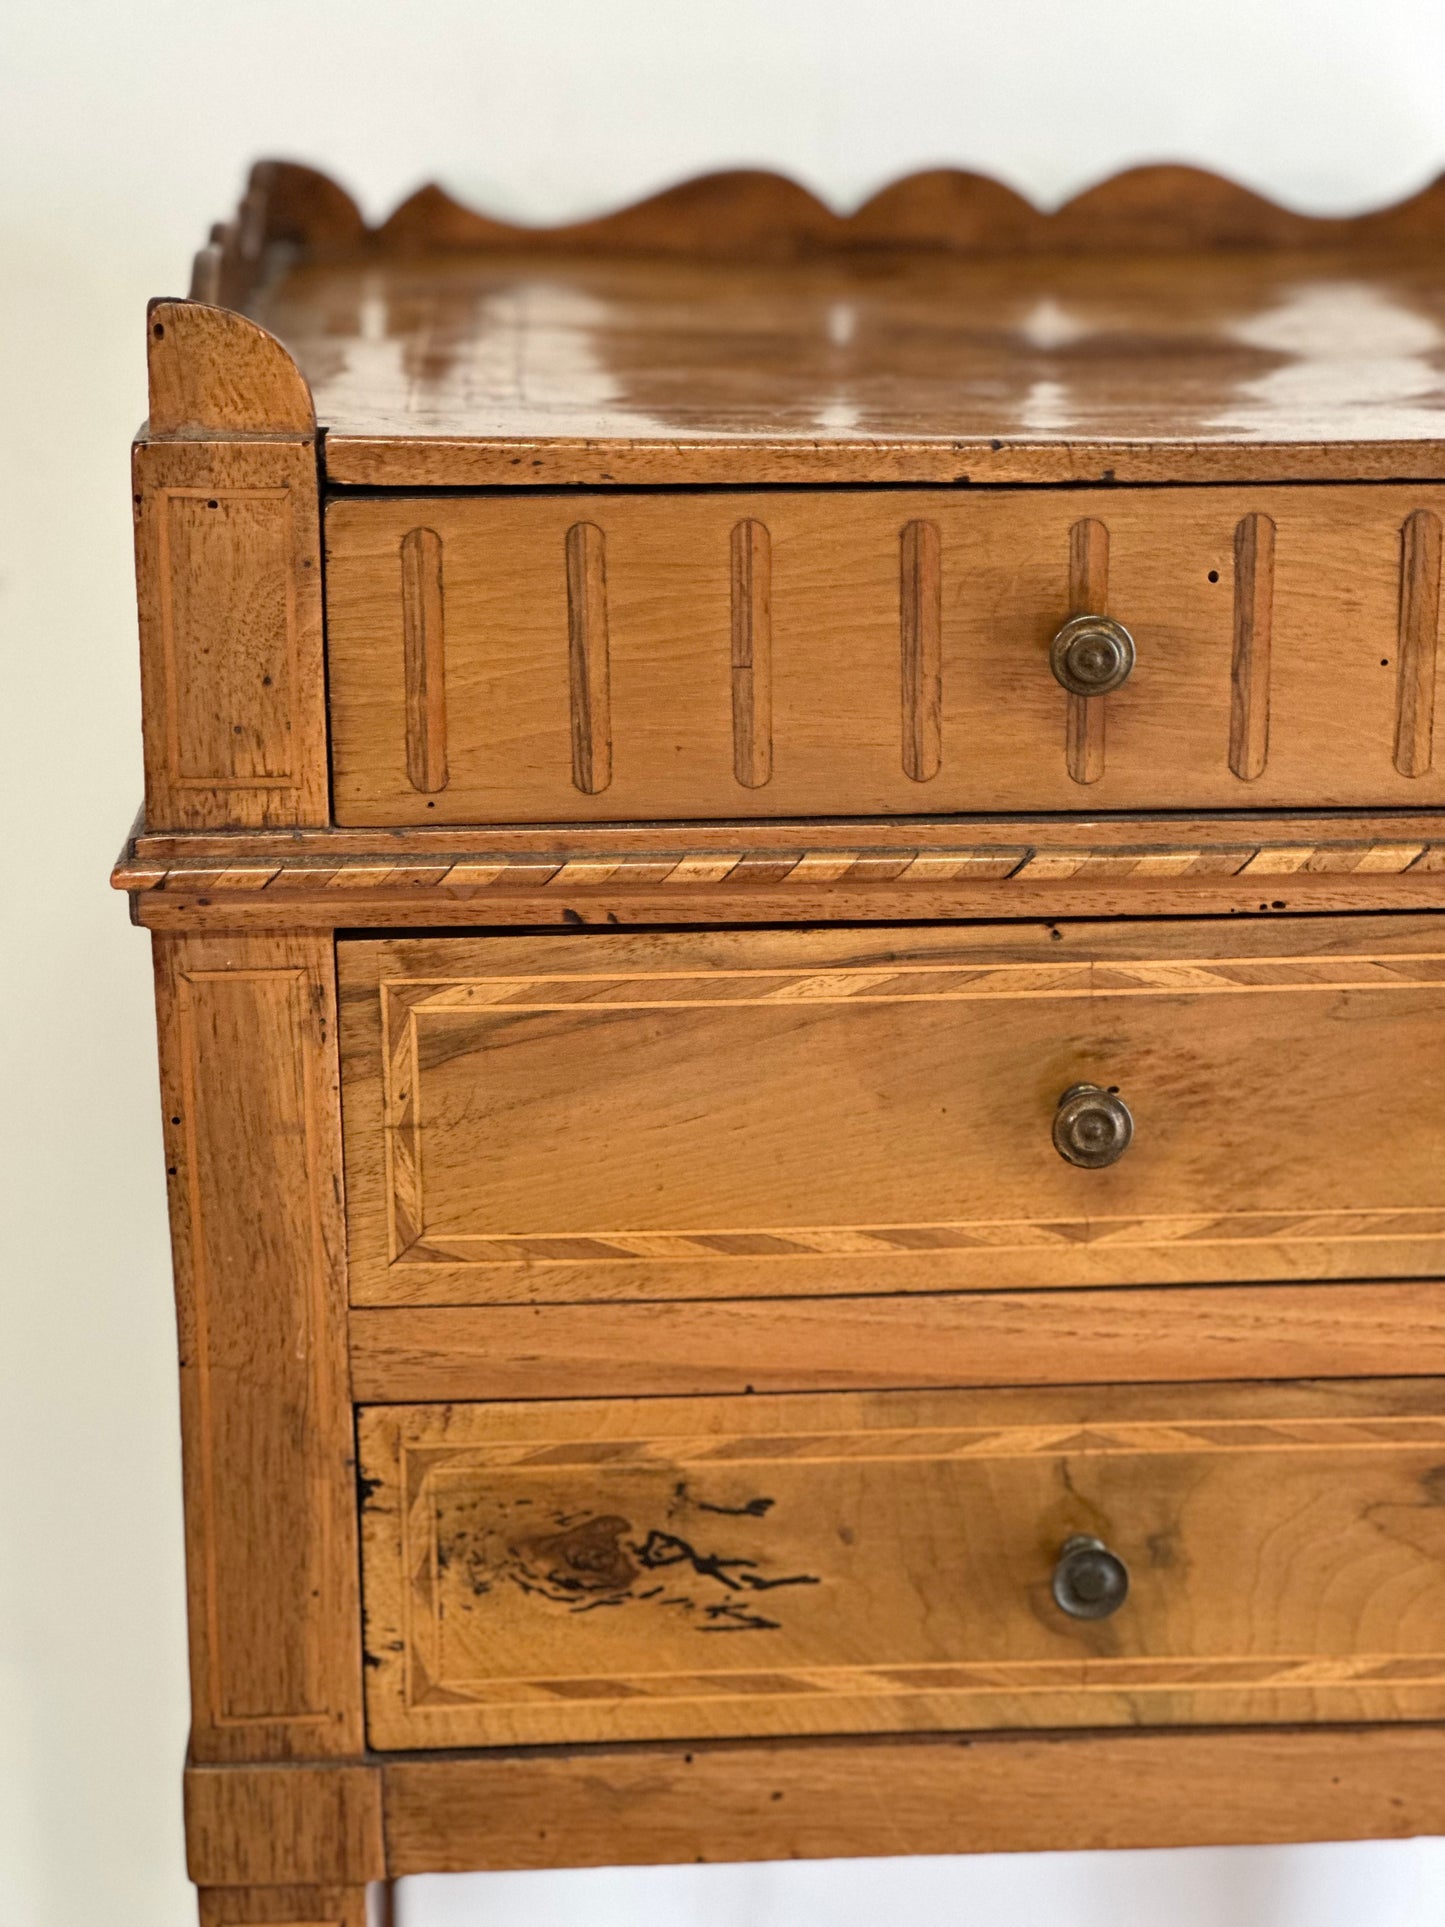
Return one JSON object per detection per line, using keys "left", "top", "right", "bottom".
{"left": 1207, "top": 569, "right": 1219, "bottom": 583}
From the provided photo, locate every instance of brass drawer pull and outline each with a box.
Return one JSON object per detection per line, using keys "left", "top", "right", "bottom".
{"left": 1052, "top": 1535, "right": 1130, "bottom": 1620}
{"left": 1053, "top": 1083, "right": 1133, "bottom": 1168}
{"left": 1051, "top": 614, "right": 1136, "bottom": 695}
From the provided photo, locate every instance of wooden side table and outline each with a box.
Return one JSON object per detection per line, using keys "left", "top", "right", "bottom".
{"left": 114, "top": 159, "right": 1445, "bottom": 1922}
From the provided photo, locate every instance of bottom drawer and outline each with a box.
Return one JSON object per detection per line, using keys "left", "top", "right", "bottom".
{"left": 359, "top": 1380, "right": 1445, "bottom": 1750}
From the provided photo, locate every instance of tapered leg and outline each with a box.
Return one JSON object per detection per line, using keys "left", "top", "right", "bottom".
{"left": 197, "top": 1884, "right": 369, "bottom": 1927}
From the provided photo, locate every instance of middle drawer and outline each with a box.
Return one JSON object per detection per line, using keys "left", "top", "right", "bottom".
{"left": 339, "top": 915, "right": 1445, "bottom": 1304}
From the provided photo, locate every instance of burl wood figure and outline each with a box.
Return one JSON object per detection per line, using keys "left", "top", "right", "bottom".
{"left": 113, "top": 159, "right": 1445, "bottom": 1922}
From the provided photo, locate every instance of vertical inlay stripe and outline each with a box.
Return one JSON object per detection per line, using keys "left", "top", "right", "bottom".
{"left": 1396, "top": 508, "right": 1441, "bottom": 778}
{"left": 566, "top": 522, "right": 612, "bottom": 794}
{"left": 1066, "top": 518, "right": 1108, "bottom": 785}
{"left": 900, "top": 519, "right": 942, "bottom": 781}
{"left": 401, "top": 527, "right": 448, "bottom": 793}
{"left": 1229, "top": 512, "right": 1275, "bottom": 781}
{"left": 730, "top": 519, "right": 773, "bottom": 787}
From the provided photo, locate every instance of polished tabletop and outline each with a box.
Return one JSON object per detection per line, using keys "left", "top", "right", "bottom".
{"left": 250, "top": 244, "right": 1445, "bottom": 485}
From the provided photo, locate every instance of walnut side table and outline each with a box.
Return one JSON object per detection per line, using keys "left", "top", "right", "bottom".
{"left": 114, "top": 160, "right": 1445, "bottom": 1923}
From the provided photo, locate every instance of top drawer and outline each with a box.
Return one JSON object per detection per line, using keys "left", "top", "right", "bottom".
{"left": 327, "top": 486, "right": 1445, "bottom": 824}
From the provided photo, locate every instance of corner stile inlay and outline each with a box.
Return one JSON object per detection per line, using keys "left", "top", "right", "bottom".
{"left": 1066, "top": 518, "right": 1108, "bottom": 785}
{"left": 566, "top": 522, "right": 612, "bottom": 794}
{"left": 900, "top": 520, "right": 942, "bottom": 782}
{"left": 1396, "top": 508, "right": 1442, "bottom": 777}
{"left": 1230, "top": 512, "right": 1276, "bottom": 781}
{"left": 401, "top": 527, "right": 448, "bottom": 793}
{"left": 730, "top": 518, "right": 773, "bottom": 788}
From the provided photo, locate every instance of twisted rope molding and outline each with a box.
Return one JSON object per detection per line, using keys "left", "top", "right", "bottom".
{"left": 115, "top": 840, "right": 1445, "bottom": 896}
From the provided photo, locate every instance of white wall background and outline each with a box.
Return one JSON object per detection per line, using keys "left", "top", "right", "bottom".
{"left": 5, "top": 3, "right": 1445, "bottom": 1923}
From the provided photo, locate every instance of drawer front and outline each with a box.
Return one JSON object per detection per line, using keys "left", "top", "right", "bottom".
{"left": 339, "top": 918, "right": 1445, "bottom": 1305}
{"left": 327, "top": 486, "right": 1445, "bottom": 824}
{"left": 359, "top": 1380, "right": 1445, "bottom": 1748}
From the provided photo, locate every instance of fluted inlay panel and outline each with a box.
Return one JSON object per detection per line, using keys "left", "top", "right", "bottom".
{"left": 565, "top": 522, "right": 612, "bottom": 794}
{"left": 1396, "top": 508, "right": 1441, "bottom": 777}
{"left": 730, "top": 519, "right": 773, "bottom": 788}
{"left": 900, "top": 519, "right": 942, "bottom": 781}
{"left": 1229, "top": 512, "right": 1275, "bottom": 781}
{"left": 401, "top": 526, "right": 448, "bottom": 794}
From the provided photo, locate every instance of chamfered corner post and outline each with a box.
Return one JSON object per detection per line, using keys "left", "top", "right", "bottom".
{"left": 133, "top": 288, "right": 374, "bottom": 1904}
{"left": 156, "top": 932, "right": 362, "bottom": 1768}
{"left": 195, "top": 1884, "right": 373, "bottom": 1927}
{"left": 133, "top": 299, "right": 326, "bottom": 832}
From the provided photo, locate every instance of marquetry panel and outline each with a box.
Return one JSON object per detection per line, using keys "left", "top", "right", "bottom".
{"left": 339, "top": 917, "right": 1445, "bottom": 1304}
{"left": 358, "top": 1379, "right": 1445, "bottom": 1748}
{"left": 136, "top": 438, "right": 325, "bottom": 828}
{"left": 155, "top": 934, "right": 362, "bottom": 1759}
{"left": 326, "top": 485, "right": 1445, "bottom": 823}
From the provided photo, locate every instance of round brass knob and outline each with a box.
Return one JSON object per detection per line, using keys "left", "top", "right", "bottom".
{"left": 1053, "top": 1083, "right": 1133, "bottom": 1168}
{"left": 1051, "top": 614, "right": 1136, "bottom": 696}
{"left": 1052, "top": 1535, "right": 1130, "bottom": 1620}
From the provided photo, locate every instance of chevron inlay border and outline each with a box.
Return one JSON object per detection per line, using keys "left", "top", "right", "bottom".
{"left": 117, "top": 840, "right": 1445, "bottom": 896}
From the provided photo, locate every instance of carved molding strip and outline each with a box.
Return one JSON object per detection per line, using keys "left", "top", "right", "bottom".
{"left": 116, "top": 840, "right": 1445, "bottom": 897}
{"left": 194, "top": 158, "right": 1445, "bottom": 313}
{"left": 219, "top": 158, "right": 1445, "bottom": 264}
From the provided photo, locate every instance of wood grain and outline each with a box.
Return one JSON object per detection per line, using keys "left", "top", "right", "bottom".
{"left": 1066, "top": 516, "right": 1108, "bottom": 784}
{"left": 114, "top": 813, "right": 1445, "bottom": 930}
{"left": 359, "top": 1380, "right": 1445, "bottom": 1748}
{"left": 565, "top": 522, "right": 611, "bottom": 794}
{"left": 126, "top": 808, "right": 1445, "bottom": 861}
{"left": 327, "top": 487, "right": 1445, "bottom": 825}
{"left": 338, "top": 917, "right": 1445, "bottom": 1304}
{"left": 148, "top": 300, "right": 314, "bottom": 438}
{"left": 135, "top": 437, "right": 326, "bottom": 830}
{"left": 730, "top": 518, "right": 773, "bottom": 787}
{"left": 238, "top": 208, "right": 1445, "bottom": 485}
{"left": 899, "top": 519, "right": 941, "bottom": 780}
{"left": 1396, "top": 507, "right": 1441, "bottom": 776}
{"left": 346, "top": 1282, "right": 1445, "bottom": 1401}
{"left": 381, "top": 1726, "right": 1445, "bottom": 1871}
{"left": 154, "top": 934, "right": 361, "bottom": 1760}
{"left": 400, "top": 527, "right": 447, "bottom": 793}
{"left": 184, "top": 1766, "right": 384, "bottom": 1887}
{"left": 1231, "top": 511, "right": 1276, "bottom": 780}
{"left": 242, "top": 159, "right": 1445, "bottom": 264}
{"left": 196, "top": 1885, "right": 367, "bottom": 1927}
